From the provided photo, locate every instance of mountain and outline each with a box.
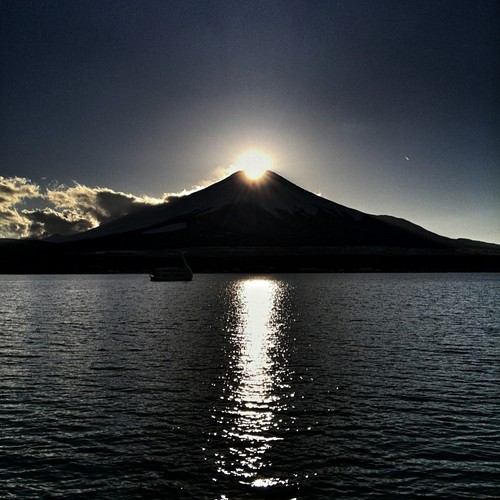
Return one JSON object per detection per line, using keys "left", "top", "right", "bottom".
{"left": 2, "top": 170, "right": 499, "bottom": 273}
{"left": 57, "top": 170, "right": 458, "bottom": 249}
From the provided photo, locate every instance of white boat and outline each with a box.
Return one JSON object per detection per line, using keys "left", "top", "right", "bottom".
{"left": 150, "top": 253, "right": 193, "bottom": 281}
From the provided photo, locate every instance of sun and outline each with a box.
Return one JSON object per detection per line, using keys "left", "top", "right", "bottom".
{"left": 235, "top": 150, "right": 273, "bottom": 180}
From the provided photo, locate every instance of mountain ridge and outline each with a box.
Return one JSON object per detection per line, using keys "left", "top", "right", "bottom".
{"left": 2, "top": 170, "right": 498, "bottom": 273}
{"left": 53, "top": 170, "right": 462, "bottom": 249}
{"left": 55, "top": 170, "right": 364, "bottom": 242}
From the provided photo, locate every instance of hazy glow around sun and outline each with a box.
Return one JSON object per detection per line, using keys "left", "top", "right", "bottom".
{"left": 235, "top": 150, "right": 273, "bottom": 179}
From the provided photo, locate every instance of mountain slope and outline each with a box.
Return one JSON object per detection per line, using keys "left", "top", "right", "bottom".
{"left": 60, "top": 171, "right": 360, "bottom": 238}
{"left": 55, "top": 170, "right": 467, "bottom": 250}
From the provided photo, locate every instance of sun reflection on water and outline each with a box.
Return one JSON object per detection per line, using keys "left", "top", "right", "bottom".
{"left": 214, "top": 277, "right": 293, "bottom": 488}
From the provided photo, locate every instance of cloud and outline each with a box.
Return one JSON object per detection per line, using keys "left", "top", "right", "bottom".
{"left": 0, "top": 208, "right": 31, "bottom": 239}
{"left": 0, "top": 177, "right": 42, "bottom": 238}
{"left": 0, "top": 176, "right": 41, "bottom": 208}
{"left": 21, "top": 208, "right": 95, "bottom": 238}
{"left": 0, "top": 177, "right": 166, "bottom": 239}
{"left": 46, "top": 184, "right": 163, "bottom": 226}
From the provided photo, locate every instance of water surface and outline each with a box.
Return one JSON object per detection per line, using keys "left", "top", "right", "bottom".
{"left": 1, "top": 273, "right": 499, "bottom": 498}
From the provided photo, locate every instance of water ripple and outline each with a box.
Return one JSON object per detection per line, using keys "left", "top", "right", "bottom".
{"left": 0, "top": 273, "right": 498, "bottom": 498}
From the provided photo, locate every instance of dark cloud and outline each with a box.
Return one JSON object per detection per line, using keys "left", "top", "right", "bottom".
{"left": 21, "top": 208, "right": 94, "bottom": 238}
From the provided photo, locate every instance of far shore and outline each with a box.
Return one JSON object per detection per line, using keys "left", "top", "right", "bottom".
{"left": 1, "top": 241, "right": 499, "bottom": 274}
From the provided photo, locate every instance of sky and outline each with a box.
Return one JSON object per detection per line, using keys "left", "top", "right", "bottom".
{"left": 1, "top": 0, "right": 499, "bottom": 243}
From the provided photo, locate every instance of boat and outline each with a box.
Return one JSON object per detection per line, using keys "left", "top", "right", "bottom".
{"left": 149, "top": 253, "right": 193, "bottom": 281}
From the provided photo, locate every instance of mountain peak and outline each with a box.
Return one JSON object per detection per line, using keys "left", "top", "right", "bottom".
{"left": 57, "top": 169, "right": 359, "bottom": 242}
{"left": 54, "top": 169, "right": 467, "bottom": 250}
{"left": 219, "top": 169, "right": 279, "bottom": 186}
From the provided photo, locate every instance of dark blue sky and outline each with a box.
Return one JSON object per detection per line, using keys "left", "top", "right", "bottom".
{"left": 1, "top": 0, "right": 499, "bottom": 242}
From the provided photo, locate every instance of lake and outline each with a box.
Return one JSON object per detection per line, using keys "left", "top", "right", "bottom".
{"left": 0, "top": 273, "right": 499, "bottom": 499}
